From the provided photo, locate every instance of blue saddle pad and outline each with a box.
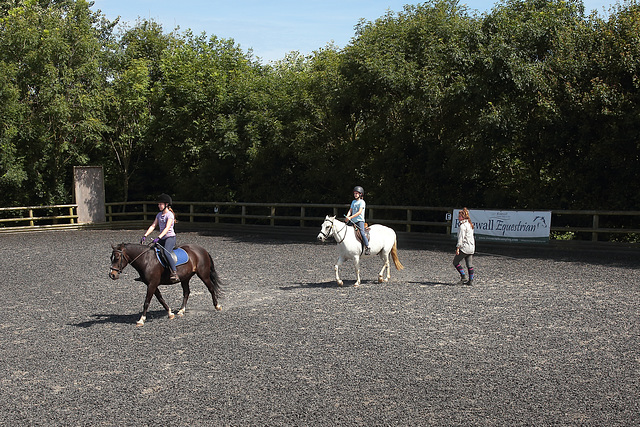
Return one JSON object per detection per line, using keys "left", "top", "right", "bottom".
{"left": 155, "top": 247, "right": 189, "bottom": 267}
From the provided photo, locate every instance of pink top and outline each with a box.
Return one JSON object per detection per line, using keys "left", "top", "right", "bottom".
{"left": 156, "top": 210, "right": 176, "bottom": 237}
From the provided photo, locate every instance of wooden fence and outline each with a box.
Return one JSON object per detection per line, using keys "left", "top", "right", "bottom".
{"left": 0, "top": 204, "right": 78, "bottom": 231}
{"left": 1, "top": 201, "right": 640, "bottom": 243}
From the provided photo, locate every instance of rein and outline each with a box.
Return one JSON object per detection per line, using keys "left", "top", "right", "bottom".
{"left": 110, "top": 244, "right": 153, "bottom": 273}
{"left": 322, "top": 218, "right": 348, "bottom": 243}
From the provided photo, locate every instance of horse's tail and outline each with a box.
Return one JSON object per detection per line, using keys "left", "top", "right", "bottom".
{"left": 208, "top": 253, "right": 223, "bottom": 298}
{"left": 391, "top": 241, "right": 404, "bottom": 270}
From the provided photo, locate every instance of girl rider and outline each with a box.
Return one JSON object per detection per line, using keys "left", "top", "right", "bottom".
{"left": 141, "top": 193, "right": 180, "bottom": 283}
{"left": 346, "top": 186, "right": 371, "bottom": 255}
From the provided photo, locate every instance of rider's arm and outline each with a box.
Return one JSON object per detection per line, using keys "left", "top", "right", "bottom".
{"left": 143, "top": 218, "right": 158, "bottom": 238}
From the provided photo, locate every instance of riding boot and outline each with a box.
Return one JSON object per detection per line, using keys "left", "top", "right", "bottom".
{"left": 170, "top": 271, "right": 180, "bottom": 283}
{"left": 365, "top": 246, "right": 371, "bottom": 255}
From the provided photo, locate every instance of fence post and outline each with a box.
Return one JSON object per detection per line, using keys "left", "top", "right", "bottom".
{"left": 592, "top": 214, "right": 599, "bottom": 242}
{"left": 300, "top": 207, "right": 305, "bottom": 227}
{"left": 69, "top": 207, "right": 75, "bottom": 224}
{"left": 29, "top": 209, "right": 34, "bottom": 226}
{"left": 407, "top": 209, "right": 412, "bottom": 232}
{"left": 242, "top": 205, "right": 246, "bottom": 225}
{"left": 270, "top": 206, "right": 275, "bottom": 226}
{"left": 143, "top": 203, "right": 148, "bottom": 222}
{"left": 190, "top": 204, "right": 195, "bottom": 223}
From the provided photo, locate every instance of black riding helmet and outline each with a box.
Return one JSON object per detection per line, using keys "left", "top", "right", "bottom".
{"left": 353, "top": 186, "right": 364, "bottom": 196}
{"left": 157, "top": 193, "right": 172, "bottom": 205}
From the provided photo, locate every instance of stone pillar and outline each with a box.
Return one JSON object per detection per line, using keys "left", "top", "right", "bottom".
{"left": 74, "top": 166, "right": 106, "bottom": 223}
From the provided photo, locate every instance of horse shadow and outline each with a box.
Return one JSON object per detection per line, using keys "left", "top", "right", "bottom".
{"left": 70, "top": 310, "right": 168, "bottom": 328}
{"left": 280, "top": 279, "right": 445, "bottom": 290}
{"left": 280, "top": 281, "right": 342, "bottom": 290}
{"left": 408, "top": 280, "right": 460, "bottom": 287}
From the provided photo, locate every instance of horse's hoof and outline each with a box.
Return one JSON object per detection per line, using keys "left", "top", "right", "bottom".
{"left": 337, "top": 281, "right": 344, "bottom": 287}
{"left": 177, "top": 309, "right": 185, "bottom": 316}
{"left": 378, "top": 276, "right": 384, "bottom": 283}
{"left": 168, "top": 313, "right": 175, "bottom": 320}
{"left": 215, "top": 304, "right": 222, "bottom": 311}
{"left": 136, "top": 321, "right": 144, "bottom": 327}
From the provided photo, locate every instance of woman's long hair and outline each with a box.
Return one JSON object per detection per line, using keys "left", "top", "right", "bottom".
{"left": 460, "top": 207, "right": 474, "bottom": 229}
{"left": 167, "top": 206, "right": 178, "bottom": 223}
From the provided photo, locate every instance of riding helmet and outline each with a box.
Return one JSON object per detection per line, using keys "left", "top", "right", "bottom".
{"left": 157, "top": 193, "right": 172, "bottom": 205}
{"left": 353, "top": 186, "right": 364, "bottom": 196}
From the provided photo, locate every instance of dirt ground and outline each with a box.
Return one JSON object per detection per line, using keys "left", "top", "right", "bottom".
{"left": 1, "top": 228, "right": 638, "bottom": 425}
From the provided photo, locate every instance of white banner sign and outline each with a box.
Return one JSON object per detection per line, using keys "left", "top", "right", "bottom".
{"left": 452, "top": 210, "right": 551, "bottom": 243}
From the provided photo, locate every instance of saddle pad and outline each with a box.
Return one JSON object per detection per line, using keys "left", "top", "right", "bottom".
{"left": 155, "top": 247, "right": 189, "bottom": 267}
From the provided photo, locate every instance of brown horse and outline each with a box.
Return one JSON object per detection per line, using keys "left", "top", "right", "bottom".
{"left": 109, "top": 243, "right": 222, "bottom": 326}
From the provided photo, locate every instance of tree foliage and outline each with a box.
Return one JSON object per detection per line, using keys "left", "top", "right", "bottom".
{"left": 0, "top": 0, "right": 111, "bottom": 205}
{"left": 1, "top": 0, "right": 639, "bottom": 210}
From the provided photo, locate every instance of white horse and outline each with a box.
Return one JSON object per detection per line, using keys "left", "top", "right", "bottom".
{"left": 317, "top": 215, "right": 404, "bottom": 287}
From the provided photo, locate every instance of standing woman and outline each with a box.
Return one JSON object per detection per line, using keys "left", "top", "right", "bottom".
{"left": 141, "top": 193, "right": 180, "bottom": 283}
{"left": 453, "top": 207, "right": 475, "bottom": 285}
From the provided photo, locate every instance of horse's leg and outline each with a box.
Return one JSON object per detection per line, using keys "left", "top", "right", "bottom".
{"left": 154, "top": 288, "right": 175, "bottom": 320}
{"left": 195, "top": 254, "right": 223, "bottom": 311}
{"left": 137, "top": 282, "right": 159, "bottom": 326}
{"left": 378, "top": 252, "right": 391, "bottom": 283}
{"left": 177, "top": 281, "right": 190, "bottom": 316}
{"left": 201, "top": 278, "right": 222, "bottom": 311}
{"left": 335, "top": 256, "right": 344, "bottom": 287}
{"left": 353, "top": 255, "right": 361, "bottom": 287}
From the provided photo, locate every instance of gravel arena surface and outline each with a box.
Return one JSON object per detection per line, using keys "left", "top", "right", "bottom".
{"left": 1, "top": 228, "right": 639, "bottom": 426}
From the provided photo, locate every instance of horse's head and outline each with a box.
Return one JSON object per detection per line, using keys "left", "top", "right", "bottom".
{"left": 317, "top": 216, "right": 336, "bottom": 242}
{"left": 109, "top": 243, "right": 129, "bottom": 280}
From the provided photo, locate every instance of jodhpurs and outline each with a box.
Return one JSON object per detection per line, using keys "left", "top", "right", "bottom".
{"left": 355, "top": 221, "right": 369, "bottom": 247}
{"left": 158, "top": 236, "right": 177, "bottom": 272}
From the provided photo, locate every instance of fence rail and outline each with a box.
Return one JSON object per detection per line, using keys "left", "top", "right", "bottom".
{"left": 0, "top": 205, "right": 77, "bottom": 229}
{"left": 105, "top": 202, "right": 451, "bottom": 232}
{"left": 1, "top": 202, "right": 640, "bottom": 243}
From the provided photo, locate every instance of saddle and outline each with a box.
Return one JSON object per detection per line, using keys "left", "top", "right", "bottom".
{"left": 351, "top": 223, "right": 371, "bottom": 247}
{"left": 154, "top": 246, "right": 189, "bottom": 268}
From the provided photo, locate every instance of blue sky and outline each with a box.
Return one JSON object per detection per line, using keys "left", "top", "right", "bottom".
{"left": 91, "top": 0, "right": 619, "bottom": 63}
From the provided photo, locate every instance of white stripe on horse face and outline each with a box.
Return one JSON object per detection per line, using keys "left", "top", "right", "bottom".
{"left": 317, "top": 217, "right": 335, "bottom": 241}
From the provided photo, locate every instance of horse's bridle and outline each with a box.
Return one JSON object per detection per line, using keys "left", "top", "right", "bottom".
{"left": 110, "top": 248, "right": 129, "bottom": 274}
{"left": 320, "top": 218, "right": 348, "bottom": 243}
{"left": 110, "top": 244, "right": 152, "bottom": 274}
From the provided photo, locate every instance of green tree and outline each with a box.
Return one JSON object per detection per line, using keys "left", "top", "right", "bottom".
{"left": 151, "top": 31, "right": 264, "bottom": 201}
{"left": 103, "top": 20, "right": 171, "bottom": 202}
{"left": 574, "top": 2, "right": 640, "bottom": 209}
{"left": 0, "top": 0, "right": 111, "bottom": 205}
{"left": 474, "top": 0, "right": 588, "bottom": 208}
{"left": 0, "top": 59, "right": 27, "bottom": 205}
{"left": 341, "top": 0, "right": 482, "bottom": 205}
{"left": 106, "top": 58, "right": 152, "bottom": 202}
